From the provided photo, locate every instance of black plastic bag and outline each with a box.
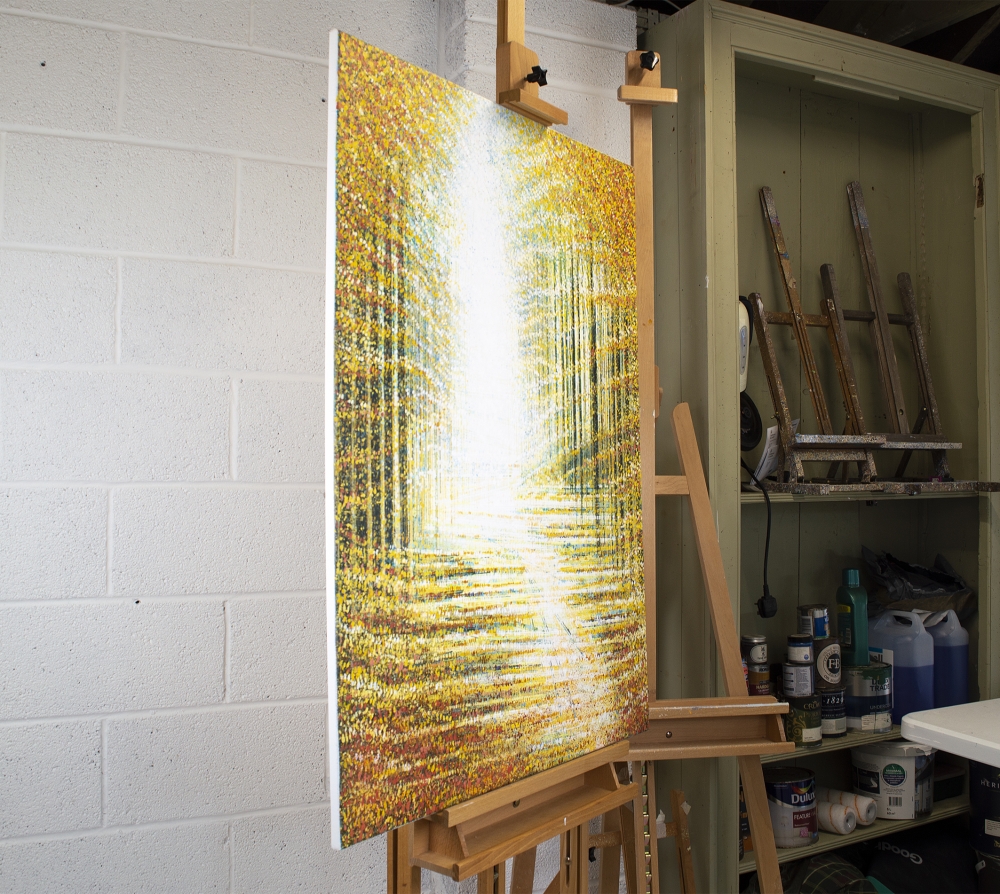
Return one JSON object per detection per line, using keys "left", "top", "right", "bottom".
{"left": 862, "top": 547, "right": 977, "bottom": 624}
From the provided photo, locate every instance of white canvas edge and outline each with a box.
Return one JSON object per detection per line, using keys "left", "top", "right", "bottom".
{"left": 325, "top": 27, "right": 341, "bottom": 851}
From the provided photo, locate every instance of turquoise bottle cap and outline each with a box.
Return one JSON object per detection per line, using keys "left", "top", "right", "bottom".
{"left": 843, "top": 568, "right": 860, "bottom": 587}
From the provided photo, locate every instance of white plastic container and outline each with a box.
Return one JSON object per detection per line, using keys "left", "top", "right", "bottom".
{"left": 852, "top": 741, "right": 935, "bottom": 819}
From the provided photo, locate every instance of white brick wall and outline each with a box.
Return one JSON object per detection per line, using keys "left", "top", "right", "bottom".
{"left": 0, "top": 1, "right": 634, "bottom": 891}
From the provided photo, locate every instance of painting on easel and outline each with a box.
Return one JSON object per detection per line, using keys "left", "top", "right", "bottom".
{"left": 326, "top": 31, "right": 646, "bottom": 848}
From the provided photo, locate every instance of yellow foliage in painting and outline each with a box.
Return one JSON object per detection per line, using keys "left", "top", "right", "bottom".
{"left": 332, "top": 32, "right": 644, "bottom": 847}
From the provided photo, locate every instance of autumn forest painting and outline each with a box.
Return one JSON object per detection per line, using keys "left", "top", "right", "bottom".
{"left": 328, "top": 31, "right": 646, "bottom": 848}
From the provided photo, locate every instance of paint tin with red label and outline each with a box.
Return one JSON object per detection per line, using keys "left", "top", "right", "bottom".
{"left": 763, "top": 767, "right": 818, "bottom": 847}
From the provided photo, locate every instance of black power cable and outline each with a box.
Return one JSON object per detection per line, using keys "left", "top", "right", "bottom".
{"left": 741, "top": 458, "right": 777, "bottom": 618}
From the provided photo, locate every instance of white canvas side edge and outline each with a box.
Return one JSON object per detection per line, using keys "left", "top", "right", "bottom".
{"left": 325, "top": 27, "right": 341, "bottom": 852}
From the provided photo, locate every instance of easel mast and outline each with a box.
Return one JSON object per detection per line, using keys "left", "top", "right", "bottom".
{"left": 617, "top": 54, "right": 792, "bottom": 894}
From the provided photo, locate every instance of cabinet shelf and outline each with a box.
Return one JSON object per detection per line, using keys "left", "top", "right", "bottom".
{"left": 740, "top": 489, "right": 981, "bottom": 505}
{"left": 738, "top": 794, "right": 970, "bottom": 875}
{"left": 760, "top": 726, "right": 902, "bottom": 763}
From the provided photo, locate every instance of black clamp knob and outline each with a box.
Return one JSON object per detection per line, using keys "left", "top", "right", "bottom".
{"left": 640, "top": 50, "right": 659, "bottom": 71}
{"left": 525, "top": 65, "right": 548, "bottom": 87}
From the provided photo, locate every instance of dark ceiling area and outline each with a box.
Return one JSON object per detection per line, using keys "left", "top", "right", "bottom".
{"left": 612, "top": 1, "right": 1000, "bottom": 75}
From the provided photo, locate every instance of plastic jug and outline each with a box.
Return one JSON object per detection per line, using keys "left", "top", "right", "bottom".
{"left": 868, "top": 611, "right": 934, "bottom": 724}
{"left": 924, "top": 610, "right": 969, "bottom": 707}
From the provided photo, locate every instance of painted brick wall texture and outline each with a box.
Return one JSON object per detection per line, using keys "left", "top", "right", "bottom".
{"left": 0, "top": 2, "right": 634, "bottom": 892}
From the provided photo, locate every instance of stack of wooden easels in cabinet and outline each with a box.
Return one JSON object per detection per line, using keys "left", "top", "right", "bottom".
{"left": 749, "top": 183, "right": 999, "bottom": 497}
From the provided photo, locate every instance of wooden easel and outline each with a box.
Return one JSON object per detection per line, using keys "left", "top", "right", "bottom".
{"left": 751, "top": 184, "right": 965, "bottom": 489}
{"left": 388, "top": 741, "right": 637, "bottom": 893}
{"left": 753, "top": 186, "right": 885, "bottom": 484}
{"left": 844, "top": 181, "right": 961, "bottom": 477}
{"left": 617, "top": 60, "right": 793, "bottom": 894}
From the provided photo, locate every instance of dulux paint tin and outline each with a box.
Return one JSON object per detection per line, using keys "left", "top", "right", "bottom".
{"left": 852, "top": 741, "right": 935, "bottom": 820}
{"left": 844, "top": 663, "right": 892, "bottom": 732}
{"left": 763, "top": 767, "right": 818, "bottom": 847}
{"left": 820, "top": 687, "right": 847, "bottom": 737}
{"left": 798, "top": 604, "right": 830, "bottom": 639}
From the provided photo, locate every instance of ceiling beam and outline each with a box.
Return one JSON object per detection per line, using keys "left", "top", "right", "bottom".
{"left": 954, "top": 5, "right": 1000, "bottom": 61}
{"left": 813, "top": 0, "right": 999, "bottom": 46}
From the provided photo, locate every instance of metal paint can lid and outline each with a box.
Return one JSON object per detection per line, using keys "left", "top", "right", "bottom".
{"left": 764, "top": 766, "right": 817, "bottom": 786}
{"left": 741, "top": 634, "right": 768, "bottom": 665}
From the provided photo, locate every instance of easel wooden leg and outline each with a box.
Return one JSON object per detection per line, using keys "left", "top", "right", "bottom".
{"left": 477, "top": 862, "right": 506, "bottom": 894}
{"left": 670, "top": 790, "right": 696, "bottom": 894}
{"left": 510, "top": 847, "right": 537, "bottom": 894}
{"left": 387, "top": 826, "right": 420, "bottom": 894}
{"left": 738, "top": 756, "right": 782, "bottom": 894}
{"left": 620, "top": 799, "right": 638, "bottom": 894}
{"left": 596, "top": 805, "right": 639, "bottom": 894}
{"left": 574, "top": 823, "right": 589, "bottom": 894}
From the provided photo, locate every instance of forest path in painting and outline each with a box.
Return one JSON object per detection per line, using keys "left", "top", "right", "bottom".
{"left": 332, "top": 32, "right": 645, "bottom": 846}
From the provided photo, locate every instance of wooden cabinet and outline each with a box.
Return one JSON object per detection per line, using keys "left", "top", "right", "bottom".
{"left": 643, "top": 2, "right": 1000, "bottom": 889}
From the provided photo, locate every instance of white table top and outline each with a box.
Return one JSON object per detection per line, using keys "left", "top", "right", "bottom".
{"left": 901, "top": 700, "right": 1000, "bottom": 767}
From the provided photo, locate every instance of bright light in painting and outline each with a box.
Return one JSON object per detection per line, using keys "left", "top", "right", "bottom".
{"left": 327, "top": 31, "right": 646, "bottom": 849}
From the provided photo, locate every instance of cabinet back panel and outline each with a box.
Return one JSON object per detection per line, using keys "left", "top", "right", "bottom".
{"left": 734, "top": 73, "right": 977, "bottom": 481}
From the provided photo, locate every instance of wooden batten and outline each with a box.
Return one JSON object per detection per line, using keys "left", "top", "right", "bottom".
{"left": 618, "top": 85, "right": 679, "bottom": 105}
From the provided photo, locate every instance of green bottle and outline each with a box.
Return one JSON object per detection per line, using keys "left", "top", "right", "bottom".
{"left": 837, "top": 568, "right": 869, "bottom": 667}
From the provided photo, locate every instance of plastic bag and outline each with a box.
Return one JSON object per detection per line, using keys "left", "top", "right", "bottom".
{"left": 862, "top": 547, "right": 977, "bottom": 624}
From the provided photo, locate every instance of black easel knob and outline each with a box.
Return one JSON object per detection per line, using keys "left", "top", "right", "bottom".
{"left": 525, "top": 65, "right": 548, "bottom": 87}
{"left": 640, "top": 50, "right": 659, "bottom": 71}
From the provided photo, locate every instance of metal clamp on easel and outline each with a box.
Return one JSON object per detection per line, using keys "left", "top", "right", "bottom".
{"left": 495, "top": 0, "right": 568, "bottom": 126}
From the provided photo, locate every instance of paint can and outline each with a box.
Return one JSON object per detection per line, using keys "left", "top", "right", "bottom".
{"left": 741, "top": 634, "right": 768, "bottom": 666}
{"left": 770, "top": 663, "right": 783, "bottom": 695}
{"left": 970, "top": 760, "right": 1000, "bottom": 855}
{"left": 845, "top": 663, "right": 892, "bottom": 732}
{"left": 787, "top": 634, "right": 813, "bottom": 664}
{"left": 852, "top": 741, "right": 935, "bottom": 819}
{"left": 798, "top": 603, "right": 830, "bottom": 639}
{"left": 747, "top": 663, "right": 772, "bottom": 696}
{"left": 782, "top": 694, "right": 821, "bottom": 747}
{"left": 783, "top": 662, "right": 814, "bottom": 697}
{"left": 814, "top": 636, "right": 843, "bottom": 689}
{"left": 763, "top": 767, "right": 818, "bottom": 847}
{"left": 820, "top": 687, "right": 847, "bottom": 738}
